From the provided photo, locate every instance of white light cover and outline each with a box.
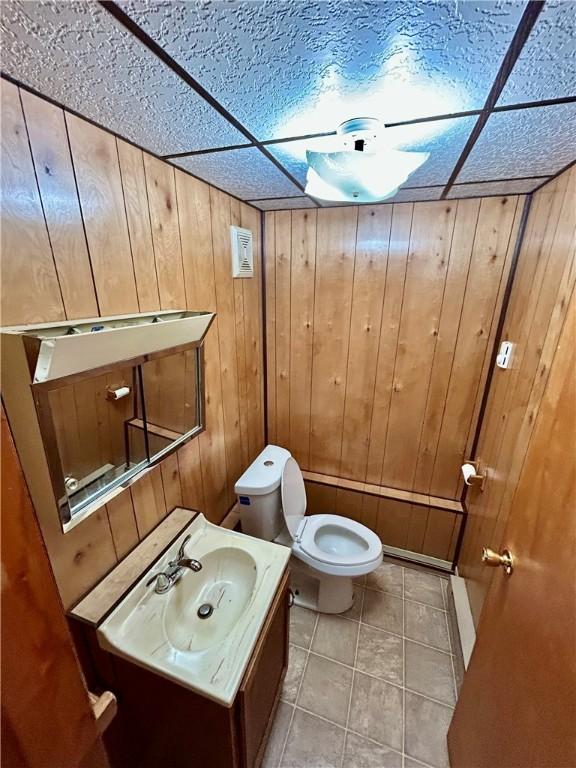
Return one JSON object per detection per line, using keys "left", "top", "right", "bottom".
{"left": 305, "top": 147, "right": 429, "bottom": 202}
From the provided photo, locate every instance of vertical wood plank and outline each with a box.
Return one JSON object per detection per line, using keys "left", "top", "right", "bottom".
{"left": 175, "top": 171, "right": 228, "bottom": 520}
{"left": 66, "top": 113, "right": 138, "bottom": 315}
{"left": 20, "top": 89, "right": 98, "bottom": 320}
{"left": 230, "top": 198, "right": 250, "bottom": 469}
{"left": 305, "top": 481, "right": 337, "bottom": 515}
{"left": 339, "top": 205, "right": 391, "bottom": 479}
{"left": 160, "top": 453, "right": 183, "bottom": 511}
{"left": 143, "top": 153, "right": 186, "bottom": 309}
{"left": 274, "top": 211, "right": 292, "bottom": 448}
{"left": 309, "top": 207, "right": 359, "bottom": 474}
{"left": 381, "top": 201, "right": 457, "bottom": 488}
{"left": 210, "top": 187, "right": 243, "bottom": 504}
{"left": 375, "top": 498, "right": 411, "bottom": 549}
{"left": 130, "top": 466, "right": 167, "bottom": 538}
{"left": 106, "top": 489, "right": 139, "bottom": 559}
{"left": 365, "top": 204, "right": 413, "bottom": 483}
{"left": 289, "top": 209, "right": 317, "bottom": 468}
{"left": 117, "top": 140, "right": 160, "bottom": 311}
{"left": 241, "top": 202, "right": 265, "bottom": 461}
{"left": 0, "top": 81, "right": 65, "bottom": 324}
{"left": 264, "top": 212, "right": 277, "bottom": 443}
{"left": 177, "top": 439, "right": 205, "bottom": 513}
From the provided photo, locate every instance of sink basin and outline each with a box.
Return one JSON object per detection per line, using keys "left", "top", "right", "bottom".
{"left": 164, "top": 547, "right": 257, "bottom": 652}
{"left": 97, "top": 513, "right": 290, "bottom": 706}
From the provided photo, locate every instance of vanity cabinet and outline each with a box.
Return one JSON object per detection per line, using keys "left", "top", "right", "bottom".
{"left": 93, "top": 568, "right": 290, "bottom": 768}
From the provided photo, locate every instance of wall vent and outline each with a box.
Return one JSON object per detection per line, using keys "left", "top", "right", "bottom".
{"left": 230, "top": 226, "right": 253, "bottom": 278}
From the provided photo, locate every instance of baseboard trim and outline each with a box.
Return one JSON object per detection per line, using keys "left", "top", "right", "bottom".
{"left": 450, "top": 573, "right": 476, "bottom": 668}
{"left": 381, "top": 545, "right": 452, "bottom": 572}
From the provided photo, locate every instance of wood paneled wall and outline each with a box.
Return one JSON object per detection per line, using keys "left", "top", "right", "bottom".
{"left": 459, "top": 165, "right": 576, "bottom": 625}
{"left": 0, "top": 79, "right": 264, "bottom": 608}
{"left": 265, "top": 197, "right": 524, "bottom": 559}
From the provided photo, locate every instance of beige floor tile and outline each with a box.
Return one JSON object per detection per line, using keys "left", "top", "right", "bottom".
{"left": 297, "top": 653, "right": 352, "bottom": 727}
{"left": 404, "top": 691, "right": 453, "bottom": 768}
{"left": 362, "top": 589, "right": 403, "bottom": 635}
{"left": 342, "top": 587, "right": 364, "bottom": 621}
{"left": 348, "top": 672, "right": 403, "bottom": 752}
{"left": 404, "top": 601, "right": 450, "bottom": 651}
{"left": 312, "top": 613, "right": 359, "bottom": 666}
{"left": 290, "top": 605, "right": 317, "bottom": 649}
{"left": 262, "top": 701, "right": 293, "bottom": 768}
{"left": 365, "top": 562, "right": 403, "bottom": 596}
{"left": 282, "top": 645, "right": 308, "bottom": 704}
{"left": 404, "top": 570, "right": 444, "bottom": 609}
{"left": 355, "top": 624, "right": 403, "bottom": 686}
{"left": 405, "top": 641, "right": 456, "bottom": 705}
{"left": 342, "top": 732, "right": 402, "bottom": 768}
{"left": 280, "top": 708, "right": 345, "bottom": 767}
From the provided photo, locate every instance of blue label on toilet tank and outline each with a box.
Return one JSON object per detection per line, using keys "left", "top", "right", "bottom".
{"left": 239, "top": 496, "right": 251, "bottom": 505}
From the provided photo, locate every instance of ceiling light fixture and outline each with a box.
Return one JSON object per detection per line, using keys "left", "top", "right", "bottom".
{"left": 305, "top": 118, "right": 429, "bottom": 203}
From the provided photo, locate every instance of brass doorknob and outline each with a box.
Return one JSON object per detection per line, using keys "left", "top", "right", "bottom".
{"left": 482, "top": 547, "right": 514, "bottom": 575}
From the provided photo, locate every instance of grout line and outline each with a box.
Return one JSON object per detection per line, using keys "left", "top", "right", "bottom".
{"left": 277, "top": 611, "right": 320, "bottom": 767}
{"left": 340, "top": 586, "right": 365, "bottom": 767}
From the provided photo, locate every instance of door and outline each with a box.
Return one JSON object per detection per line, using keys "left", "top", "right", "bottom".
{"left": 447, "top": 296, "right": 576, "bottom": 768}
{"left": 1, "top": 409, "right": 107, "bottom": 767}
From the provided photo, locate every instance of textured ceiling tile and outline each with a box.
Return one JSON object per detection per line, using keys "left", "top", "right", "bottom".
{"left": 249, "top": 197, "right": 317, "bottom": 210}
{"left": 170, "top": 147, "right": 302, "bottom": 199}
{"left": 498, "top": 1, "right": 576, "bottom": 105}
{"left": 316, "top": 186, "right": 443, "bottom": 206}
{"left": 122, "top": 0, "right": 525, "bottom": 142}
{"left": 266, "top": 115, "right": 476, "bottom": 189}
{"left": 457, "top": 103, "right": 576, "bottom": 182}
{"left": 447, "top": 177, "right": 546, "bottom": 198}
{"left": 388, "top": 187, "right": 444, "bottom": 202}
{"left": 0, "top": 0, "right": 244, "bottom": 154}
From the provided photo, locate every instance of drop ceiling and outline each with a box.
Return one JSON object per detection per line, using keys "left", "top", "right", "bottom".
{"left": 1, "top": 0, "right": 574, "bottom": 210}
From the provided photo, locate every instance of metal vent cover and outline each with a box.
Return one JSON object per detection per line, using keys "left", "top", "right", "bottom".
{"left": 230, "top": 225, "right": 253, "bottom": 278}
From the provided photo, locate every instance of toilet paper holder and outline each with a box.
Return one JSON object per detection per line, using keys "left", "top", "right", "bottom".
{"left": 106, "top": 385, "right": 131, "bottom": 401}
{"left": 462, "top": 460, "right": 486, "bottom": 490}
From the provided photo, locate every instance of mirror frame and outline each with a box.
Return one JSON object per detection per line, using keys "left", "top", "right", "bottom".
{"left": 32, "top": 340, "right": 205, "bottom": 531}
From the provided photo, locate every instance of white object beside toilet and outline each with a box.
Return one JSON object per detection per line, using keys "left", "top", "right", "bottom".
{"left": 235, "top": 445, "right": 383, "bottom": 613}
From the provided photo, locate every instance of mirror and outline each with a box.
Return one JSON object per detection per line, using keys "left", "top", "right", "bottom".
{"left": 40, "top": 346, "right": 203, "bottom": 526}
{"left": 139, "top": 349, "right": 199, "bottom": 460}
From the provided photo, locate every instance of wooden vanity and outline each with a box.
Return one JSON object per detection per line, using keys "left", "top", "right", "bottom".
{"left": 70, "top": 509, "right": 290, "bottom": 768}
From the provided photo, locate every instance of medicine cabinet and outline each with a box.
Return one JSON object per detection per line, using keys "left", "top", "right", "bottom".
{"left": 1, "top": 310, "right": 214, "bottom": 531}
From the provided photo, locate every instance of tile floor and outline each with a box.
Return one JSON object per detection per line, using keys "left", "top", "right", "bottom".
{"left": 263, "top": 562, "right": 461, "bottom": 768}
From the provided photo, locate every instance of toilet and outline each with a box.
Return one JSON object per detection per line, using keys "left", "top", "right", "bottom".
{"left": 235, "top": 445, "right": 382, "bottom": 613}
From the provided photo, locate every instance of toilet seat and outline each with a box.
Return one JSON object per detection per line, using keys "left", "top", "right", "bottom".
{"left": 281, "top": 458, "right": 383, "bottom": 577}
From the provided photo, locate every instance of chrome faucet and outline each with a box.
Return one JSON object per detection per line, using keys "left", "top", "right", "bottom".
{"left": 146, "top": 535, "right": 202, "bottom": 594}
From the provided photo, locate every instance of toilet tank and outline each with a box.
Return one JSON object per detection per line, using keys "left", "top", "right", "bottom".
{"left": 234, "top": 445, "right": 291, "bottom": 540}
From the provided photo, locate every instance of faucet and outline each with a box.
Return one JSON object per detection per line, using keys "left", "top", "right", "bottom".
{"left": 146, "top": 535, "right": 202, "bottom": 594}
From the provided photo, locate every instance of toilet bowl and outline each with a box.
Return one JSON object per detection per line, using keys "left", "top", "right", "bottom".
{"left": 235, "top": 446, "right": 382, "bottom": 613}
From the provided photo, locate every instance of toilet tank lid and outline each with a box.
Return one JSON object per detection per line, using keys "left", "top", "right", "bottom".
{"left": 234, "top": 445, "right": 292, "bottom": 495}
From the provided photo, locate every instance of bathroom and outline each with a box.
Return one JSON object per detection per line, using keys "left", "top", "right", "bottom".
{"left": 1, "top": 1, "right": 574, "bottom": 767}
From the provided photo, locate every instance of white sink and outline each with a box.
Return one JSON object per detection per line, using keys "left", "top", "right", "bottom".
{"left": 98, "top": 513, "right": 290, "bottom": 706}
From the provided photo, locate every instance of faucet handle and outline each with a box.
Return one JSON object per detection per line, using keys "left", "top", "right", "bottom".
{"left": 146, "top": 572, "right": 171, "bottom": 593}
{"left": 177, "top": 534, "right": 192, "bottom": 562}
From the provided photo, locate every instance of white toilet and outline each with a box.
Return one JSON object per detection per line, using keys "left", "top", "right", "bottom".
{"left": 235, "top": 445, "right": 383, "bottom": 613}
